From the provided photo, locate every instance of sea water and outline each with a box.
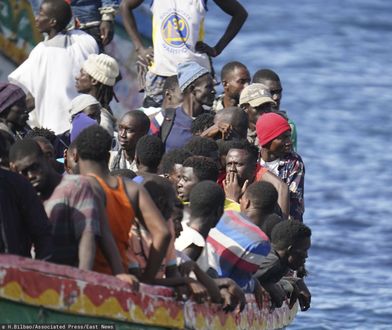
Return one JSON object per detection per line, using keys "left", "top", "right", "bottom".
{"left": 206, "top": 0, "right": 392, "bottom": 329}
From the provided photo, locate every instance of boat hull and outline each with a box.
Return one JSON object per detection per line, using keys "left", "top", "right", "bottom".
{"left": 0, "top": 255, "right": 297, "bottom": 329}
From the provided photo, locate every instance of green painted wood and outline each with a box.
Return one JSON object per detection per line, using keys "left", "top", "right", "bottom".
{"left": 0, "top": 299, "right": 170, "bottom": 330}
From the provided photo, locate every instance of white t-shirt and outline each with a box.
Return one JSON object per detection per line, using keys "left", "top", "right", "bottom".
{"left": 149, "top": 0, "right": 211, "bottom": 76}
{"left": 174, "top": 222, "right": 210, "bottom": 272}
{"left": 9, "top": 30, "right": 98, "bottom": 134}
{"left": 260, "top": 158, "right": 280, "bottom": 176}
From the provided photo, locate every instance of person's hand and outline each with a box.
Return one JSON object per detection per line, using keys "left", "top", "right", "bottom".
{"left": 263, "top": 282, "right": 286, "bottom": 309}
{"left": 178, "top": 260, "right": 196, "bottom": 276}
{"left": 115, "top": 273, "right": 139, "bottom": 291}
{"left": 100, "top": 21, "right": 114, "bottom": 46}
{"left": 188, "top": 279, "right": 209, "bottom": 304}
{"left": 195, "top": 41, "right": 219, "bottom": 57}
{"left": 253, "top": 279, "right": 263, "bottom": 310}
{"left": 223, "top": 172, "right": 249, "bottom": 203}
{"left": 201, "top": 122, "right": 232, "bottom": 139}
{"left": 294, "top": 279, "right": 311, "bottom": 311}
{"left": 136, "top": 47, "right": 154, "bottom": 66}
{"left": 220, "top": 279, "right": 246, "bottom": 313}
{"left": 174, "top": 285, "right": 190, "bottom": 301}
{"left": 228, "top": 281, "right": 246, "bottom": 312}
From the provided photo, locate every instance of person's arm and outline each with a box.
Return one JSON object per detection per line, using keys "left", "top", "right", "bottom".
{"left": 182, "top": 243, "right": 203, "bottom": 261}
{"left": 283, "top": 277, "right": 311, "bottom": 311}
{"left": 214, "top": 278, "right": 246, "bottom": 312}
{"left": 99, "top": 0, "right": 119, "bottom": 46}
{"left": 153, "top": 276, "right": 209, "bottom": 304}
{"left": 78, "top": 229, "right": 96, "bottom": 270}
{"left": 128, "top": 183, "right": 171, "bottom": 283}
{"left": 260, "top": 281, "right": 287, "bottom": 308}
{"left": 196, "top": 0, "right": 247, "bottom": 57}
{"left": 260, "top": 171, "right": 290, "bottom": 219}
{"left": 179, "top": 260, "right": 222, "bottom": 304}
{"left": 200, "top": 122, "right": 232, "bottom": 140}
{"left": 120, "top": 0, "right": 153, "bottom": 63}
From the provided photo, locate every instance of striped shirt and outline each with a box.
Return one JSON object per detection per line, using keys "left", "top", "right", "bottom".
{"left": 44, "top": 175, "right": 100, "bottom": 266}
{"left": 206, "top": 211, "right": 271, "bottom": 292}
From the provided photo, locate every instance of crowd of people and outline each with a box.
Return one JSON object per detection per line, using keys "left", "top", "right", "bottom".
{"left": 0, "top": 0, "right": 312, "bottom": 314}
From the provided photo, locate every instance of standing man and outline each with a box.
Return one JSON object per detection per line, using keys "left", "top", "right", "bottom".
{"left": 120, "top": 0, "right": 248, "bottom": 105}
{"left": 8, "top": 0, "right": 98, "bottom": 134}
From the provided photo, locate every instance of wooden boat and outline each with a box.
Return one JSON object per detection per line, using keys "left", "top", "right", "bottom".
{"left": 0, "top": 255, "right": 298, "bottom": 329}
{"left": 0, "top": 2, "right": 299, "bottom": 328}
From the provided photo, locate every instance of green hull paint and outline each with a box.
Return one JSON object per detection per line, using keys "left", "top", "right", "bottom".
{"left": 0, "top": 299, "right": 169, "bottom": 330}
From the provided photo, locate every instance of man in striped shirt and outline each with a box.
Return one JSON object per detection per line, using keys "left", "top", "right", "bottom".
{"left": 205, "top": 210, "right": 271, "bottom": 292}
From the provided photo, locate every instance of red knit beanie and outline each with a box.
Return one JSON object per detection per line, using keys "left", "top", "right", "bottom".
{"left": 256, "top": 113, "right": 291, "bottom": 147}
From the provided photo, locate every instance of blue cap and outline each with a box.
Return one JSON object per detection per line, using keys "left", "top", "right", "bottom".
{"left": 177, "top": 61, "right": 209, "bottom": 92}
{"left": 70, "top": 113, "right": 97, "bottom": 142}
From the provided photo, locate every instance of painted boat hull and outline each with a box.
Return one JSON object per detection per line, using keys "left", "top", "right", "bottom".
{"left": 0, "top": 255, "right": 297, "bottom": 329}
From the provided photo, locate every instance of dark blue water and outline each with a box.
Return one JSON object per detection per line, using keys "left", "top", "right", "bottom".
{"left": 206, "top": 0, "right": 392, "bottom": 329}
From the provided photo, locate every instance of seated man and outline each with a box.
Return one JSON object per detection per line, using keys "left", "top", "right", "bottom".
{"left": 212, "top": 61, "right": 250, "bottom": 111}
{"left": 206, "top": 210, "right": 271, "bottom": 292}
{"left": 254, "top": 220, "right": 311, "bottom": 311}
{"left": 256, "top": 112, "right": 305, "bottom": 221}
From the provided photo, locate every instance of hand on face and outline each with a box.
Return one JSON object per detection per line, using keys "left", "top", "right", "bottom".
{"left": 223, "top": 171, "right": 249, "bottom": 203}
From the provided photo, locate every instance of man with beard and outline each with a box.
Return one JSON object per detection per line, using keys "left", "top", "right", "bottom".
{"left": 159, "top": 61, "right": 216, "bottom": 151}
{"left": 212, "top": 61, "right": 250, "bottom": 111}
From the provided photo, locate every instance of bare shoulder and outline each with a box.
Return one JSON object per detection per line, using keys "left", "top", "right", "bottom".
{"left": 262, "top": 170, "right": 285, "bottom": 185}
{"left": 123, "top": 178, "right": 141, "bottom": 208}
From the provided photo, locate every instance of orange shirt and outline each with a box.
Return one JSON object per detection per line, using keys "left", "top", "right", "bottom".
{"left": 256, "top": 164, "right": 268, "bottom": 181}
{"left": 89, "top": 174, "right": 135, "bottom": 274}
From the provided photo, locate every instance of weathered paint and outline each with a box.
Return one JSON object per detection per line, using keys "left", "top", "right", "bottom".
{"left": 0, "top": 255, "right": 297, "bottom": 329}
